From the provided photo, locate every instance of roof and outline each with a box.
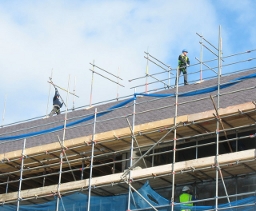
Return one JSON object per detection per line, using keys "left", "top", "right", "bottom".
{"left": 0, "top": 69, "right": 255, "bottom": 154}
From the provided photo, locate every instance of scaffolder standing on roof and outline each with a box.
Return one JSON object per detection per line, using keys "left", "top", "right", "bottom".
{"left": 175, "top": 49, "right": 190, "bottom": 86}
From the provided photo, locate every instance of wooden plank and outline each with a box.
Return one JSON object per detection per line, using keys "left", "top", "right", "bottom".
{"left": 188, "top": 101, "right": 255, "bottom": 122}
{"left": 0, "top": 149, "right": 254, "bottom": 202}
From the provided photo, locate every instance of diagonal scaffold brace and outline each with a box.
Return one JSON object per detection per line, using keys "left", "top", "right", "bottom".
{"left": 121, "top": 122, "right": 181, "bottom": 180}
{"left": 57, "top": 135, "right": 76, "bottom": 181}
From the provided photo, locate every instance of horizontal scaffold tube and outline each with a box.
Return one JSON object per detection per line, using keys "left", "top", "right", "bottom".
{"left": 0, "top": 149, "right": 255, "bottom": 203}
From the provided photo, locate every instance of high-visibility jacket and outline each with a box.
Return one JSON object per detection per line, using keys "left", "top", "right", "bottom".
{"left": 179, "top": 193, "right": 193, "bottom": 211}
{"left": 178, "top": 54, "right": 190, "bottom": 72}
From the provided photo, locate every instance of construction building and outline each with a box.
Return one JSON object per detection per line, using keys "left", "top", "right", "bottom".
{"left": 0, "top": 31, "right": 256, "bottom": 210}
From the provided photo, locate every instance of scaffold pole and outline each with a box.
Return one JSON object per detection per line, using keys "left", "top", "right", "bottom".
{"left": 16, "top": 139, "right": 26, "bottom": 211}
{"left": 55, "top": 152, "right": 63, "bottom": 211}
{"left": 87, "top": 107, "right": 97, "bottom": 211}
{"left": 127, "top": 89, "right": 136, "bottom": 210}
{"left": 171, "top": 62, "right": 179, "bottom": 211}
{"left": 46, "top": 69, "right": 53, "bottom": 116}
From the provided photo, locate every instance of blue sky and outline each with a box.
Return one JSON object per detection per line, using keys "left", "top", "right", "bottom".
{"left": 0, "top": 0, "right": 256, "bottom": 125}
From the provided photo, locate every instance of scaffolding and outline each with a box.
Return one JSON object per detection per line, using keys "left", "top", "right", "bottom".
{"left": 0, "top": 26, "right": 256, "bottom": 210}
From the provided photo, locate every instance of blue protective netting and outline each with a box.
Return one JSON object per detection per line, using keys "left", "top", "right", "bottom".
{"left": 1, "top": 181, "right": 255, "bottom": 211}
{"left": 0, "top": 72, "right": 256, "bottom": 141}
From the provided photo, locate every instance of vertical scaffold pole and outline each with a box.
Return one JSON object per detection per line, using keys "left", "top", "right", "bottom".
{"left": 87, "top": 107, "right": 97, "bottom": 211}
{"left": 89, "top": 60, "right": 95, "bottom": 107}
{"left": 145, "top": 51, "right": 149, "bottom": 93}
{"left": 72, "top": 77, "right": 76, "bottom": 111}
{"left": 171, "top": 69, "right": 179, "bottom": 211}
{"left": 200, "top": 35, "right": 204, "bottom": 82}
{"left": 17, "top": 138, "right": 26, "bottom": 211}
{"left": 116, "top": 67, "right": 120, "bottom": 101}
{"left": 168, "top": 66, "right": 171, "bottom": 88}
{"left": 127, "top": 89, "right": 136, "bottom": 210}
{"left": 62, "top": 75, "right": 70, "bottom": 141}
{"left": 81, "top": 159, "right": 85, "bottom": 180}
{"left": 215, "top": 25, "right": 222, "bottom": 211}
{"left": 152, "top": 148, "right": 155, "bottom": 167}
{"left": 56, "top": 152, "right": 63, "bottom": 211}
{"left": 46, "top": 69, "right": 53, "bottom": 116}
{"left": 43, "top": 169, "right": 46, "bottom": 187}
{"left": 5, "top": 176, "right": 9, "bottom": 193}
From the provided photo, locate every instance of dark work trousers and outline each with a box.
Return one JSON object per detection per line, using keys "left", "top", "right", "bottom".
{"left": 49, "top": 105, "right": 61, "bottom": 117}
{"left": 175, "top": 67, "right": 188, "bottom": 86}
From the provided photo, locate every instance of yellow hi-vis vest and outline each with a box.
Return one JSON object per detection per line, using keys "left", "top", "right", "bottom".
{"left": 179, "top": 55, "right": 188, "bottom": 66}
{"left": 179, "top": 193, "right": 193, "bottom": 211}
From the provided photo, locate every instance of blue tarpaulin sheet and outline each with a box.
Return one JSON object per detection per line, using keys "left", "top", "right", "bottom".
{"left": 0, "top": 73, "right": 255, "bottom": 141}
{"left": 1, "top": 181, "right": 255, "bottom": 211}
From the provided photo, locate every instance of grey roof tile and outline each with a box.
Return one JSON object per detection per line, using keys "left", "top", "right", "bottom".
{"left": 0, "top": 69, "right": 255, "bottom": 153}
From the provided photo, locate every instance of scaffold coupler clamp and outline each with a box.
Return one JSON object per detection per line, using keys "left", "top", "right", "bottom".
{"left": 152, "top": 173, "right": 157, "bottom": 178}
{"left": 1, "top": 157, "right": 9, "bottom": 163}
{"left": 128, "top": 178, "right": 133, "bottom": 183}
{"left": 249, "top": 133, "right": 256, "bottom": 138}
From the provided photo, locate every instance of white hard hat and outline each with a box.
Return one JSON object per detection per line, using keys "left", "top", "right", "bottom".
{"left": 182, "top": 186, "right": 190, "bottom": 192}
